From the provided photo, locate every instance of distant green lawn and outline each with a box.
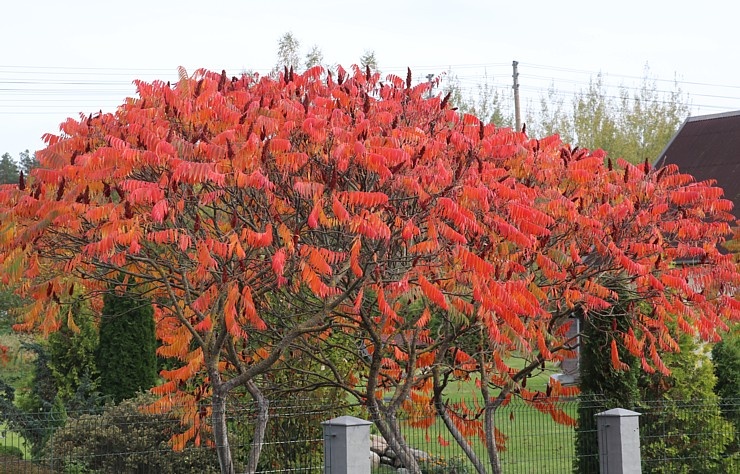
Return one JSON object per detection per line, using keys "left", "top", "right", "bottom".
{"left": 371, "top": 358, "right": 579, "bottom": 473}
{"left": 0, "top": 424, "right": 30, "bottom": 460}
{"left": 0, "top": 327, "right": 36, "bottom": 461}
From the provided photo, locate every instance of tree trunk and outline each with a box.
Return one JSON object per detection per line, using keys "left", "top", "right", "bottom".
{"left": 212, "top": 390, "right": 235, "bottom": 474}
{"left": 367, "top": 398, "right": 422, "bottom": 474}
{"left": 433, "top": 397, "right": 488, "bottom": 474}
{"left": 479, "top": 351, "right": 504, "bottom": 474}
{"left": 244, "top": 380, "right": 269, "bottom": 474}
{"left": 484, "top": 401, "right": 503, "bottom": 474}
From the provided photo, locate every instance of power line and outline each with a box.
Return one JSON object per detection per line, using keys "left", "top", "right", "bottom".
{"left": 1, "top": 62, "right": 739, "bottom": 118}
{"left": 522, "top": 62, "right": 740, "bottom": 91}
{"left": 0, "top": 66, "right": 736, "bottom": 101}
{"left": 1, "top": 61, "right": 738, "bottom": 91}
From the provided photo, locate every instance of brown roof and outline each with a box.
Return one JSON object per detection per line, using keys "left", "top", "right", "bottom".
{"left": 657, "top": 111, "right": 740, "bottom": 222}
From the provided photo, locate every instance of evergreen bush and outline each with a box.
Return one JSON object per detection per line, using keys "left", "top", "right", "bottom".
{"left": 47, "top": 300, "right": 98, "bottom": 403}
{"left": 711, "top": 329, "right": 740, "bottom": 461}
{"left": 574, "top": 304, "right": 639, "bottom": 474}
{"left": 96, "top": 291, "right": 157, "bottom": 403}
{"left": 638, "top": 333, "right": 733, "bottom": 474}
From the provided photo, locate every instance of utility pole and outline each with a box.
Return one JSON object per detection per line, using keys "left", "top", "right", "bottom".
{"left": 512, "top": 60, "right": 521, "bottom": 132}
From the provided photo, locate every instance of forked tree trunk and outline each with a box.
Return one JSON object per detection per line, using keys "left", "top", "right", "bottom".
{"left": 211, "top": 383, "right": 270, "bottom": 474}
{"left": 244, "top": 380, "right": 269, "bottom": 474}
{"left": 367, "top": 398, "right": 422, "bottom": 474}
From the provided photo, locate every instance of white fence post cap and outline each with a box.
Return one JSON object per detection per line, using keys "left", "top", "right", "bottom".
{"left": 321, "top": 415, "right": 373, "bottom": 427}
{"left": 595, "top": 408, "right": 641, "bottom": 418}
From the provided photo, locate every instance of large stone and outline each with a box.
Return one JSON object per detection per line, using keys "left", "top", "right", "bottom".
{"left": 370, "top": 434, "right": 388, "bottom": 455}
{"left": 370, "top": 451, "right": 381, "bottom": 469}
{"left": 409, "top": 447, "right": 430, "bottom": 462}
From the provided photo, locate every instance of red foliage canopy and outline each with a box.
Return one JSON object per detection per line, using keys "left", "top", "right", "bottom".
{"left": 0, "top": 66, "right": 738, "bottom": 458}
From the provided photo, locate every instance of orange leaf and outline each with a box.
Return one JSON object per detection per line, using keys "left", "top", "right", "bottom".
{"left": 332, "top": 195, "right": 350, "bottom": 222}
{"left": 350, "top": 238, "right": 363, "bottom": 277}
{"left": 610, "top": 339, "right": 629, "bottom": 371}
{"left": 418, "top": 275, "right": 448, "bottom": 310}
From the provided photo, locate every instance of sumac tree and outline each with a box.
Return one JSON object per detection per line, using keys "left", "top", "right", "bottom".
{"left": 0, "top": 65, "right": 738, "bottom": 474}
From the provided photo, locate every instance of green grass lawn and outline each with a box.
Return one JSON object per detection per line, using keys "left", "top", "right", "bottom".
{"left": 0, "top": 326, "right": 36, "bottom": 462}
{"left": 370, "top": 358, "right": 580, "bottom": 473}
{"left": 0, "top": 424, "right": 30, "bottom": 460}
{"left": 0, "top": 332, "right": 35, "bottom": 391}
{"left": 376, "top": 400, "right": 580, "bottom": 473}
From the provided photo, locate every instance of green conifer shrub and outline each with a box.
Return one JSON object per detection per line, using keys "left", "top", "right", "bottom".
{"left": 96, "top": 291, "right": 157, "bottom": 403}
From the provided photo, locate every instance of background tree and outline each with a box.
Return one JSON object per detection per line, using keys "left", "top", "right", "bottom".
{"left": 0, "top": 341, "right": 62, "bottom": 458}
{"left": 533, "top": 84, "right": 574, "bottom": 142}
{"left": 574, "top": 283, "right": 641, "bottom": 473}
{"left": 443, "top": 70, "right": 512, "bottom": 127}
{"left": 19, "top": 149, "right": 40, "bottom": 178}
{"left": 359, "top": 50, "right": 379, "bottom": 73}
{"left": 47, "top": 298, "right": 99, "bottom": 404}
{"left": 0, "top": 301, "right": 102, "bottom": 458}
{"left": 304, "top": 45, "right": 324, "bottom": 69}
{"left": 712, "top": 328, "right": 740, "bottom": 461}
{"left": 0, "top": 153, "right": 19, "bottom": 185}
{"left": 529, "top": 69, "right": 689, "bottom": 164}
{"left": 275, "top": 31, "right": 302, "bottom": 72}
{"left": 96, "top": 290, "right": 157, "bottom": 403}
{"left": 639, "top": 333, "right": 733, "bottom": 473}
{"left": 613, "top": 75, "right": 688, "bottom": 164}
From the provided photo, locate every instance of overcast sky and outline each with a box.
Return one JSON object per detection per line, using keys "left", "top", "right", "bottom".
{"left": 3, "top": 0, "right": 740, "bottom": 157}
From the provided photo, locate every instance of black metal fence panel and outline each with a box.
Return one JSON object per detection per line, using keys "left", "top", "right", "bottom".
{"left": 0, "top": 397, "right": 737, "bottom": 473}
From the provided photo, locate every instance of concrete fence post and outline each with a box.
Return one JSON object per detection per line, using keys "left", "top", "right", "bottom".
{"left": 595, "top": 408, "right": 642, "bottom": 474}
{"left": 322, "top": 415, "right": 373, "bottom": 474}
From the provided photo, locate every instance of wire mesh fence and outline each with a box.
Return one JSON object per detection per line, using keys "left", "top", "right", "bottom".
{"left": 355, "top": 397, "right": 604, "bottom": 473}
{"left": 0, "top": 396, "right": 354, "bottom": 474}
{"left": 636, "top": 398, "right": 739, "bottom": 474}
{"left": 0, "top": 396, "right": 737, "bottom": 473}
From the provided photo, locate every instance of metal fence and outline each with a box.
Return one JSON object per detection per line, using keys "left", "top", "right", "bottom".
{"left": 636, "top": 398, "right": 739, "bottom": 474}
{"left": 0, "top": 396, "right": 737, "bottom": 473}
{"left": 0, "top": 397, "right": 351, "bottom": 474}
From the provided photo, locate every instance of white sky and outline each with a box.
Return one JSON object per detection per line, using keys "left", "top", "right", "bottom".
{"left": 3, "top": 0, "right": 740, "bottom": 157}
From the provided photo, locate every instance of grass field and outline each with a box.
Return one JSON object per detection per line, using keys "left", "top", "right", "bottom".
{"left": 0, "top": 328, "right": 35, "bottom": 391}
{"left": 0, "top": 424, "right": 30, "bottom": 460}
{"left": 0, "top": 322, "right": 35, "bottom": 462}
{"left": 368, "top": 358, "right": 582, "bottom": 473}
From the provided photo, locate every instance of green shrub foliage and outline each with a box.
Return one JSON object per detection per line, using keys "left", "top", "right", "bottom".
{"left": 0, "top": 445, "right": 23, "bottom": 459}
{"left": 574, "top": 302, "right": 639, "bottom": 474}
{"left": 47, "top": 299, "right": 99, "bottom": 403}
{"left": 713, "top": 330, "right": 740, "bottom": 418}
{"left": 5, "top": 342, "right": 63, "bottom": 459}
{"left": 712, "top": 329, "right": 740, "bottom": 461}
{"left": 573, "top": 279, "right": 641, "bottom": 474}
{"left": 96, "top": 291, "right": 157, "bottom": 403}
{"left": 47, "top": 394, "right": 220, "bottom": 473}
{"left": 638, "top": 333, "right": 733, "bottom": 474}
